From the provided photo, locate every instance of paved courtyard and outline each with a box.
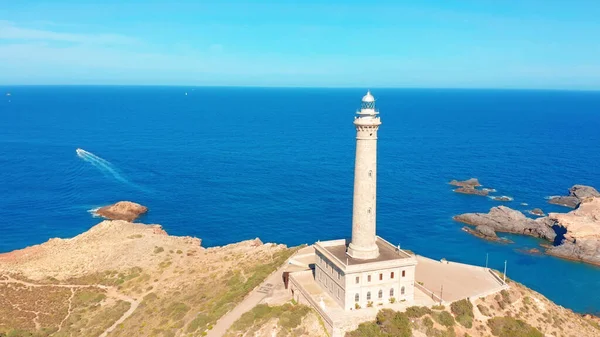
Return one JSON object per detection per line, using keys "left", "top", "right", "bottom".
{"left": 414, "top": 255, "right": 505, "bottom": 303}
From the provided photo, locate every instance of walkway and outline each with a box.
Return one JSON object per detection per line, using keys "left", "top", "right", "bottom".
{"left": 206, "top": 246, "right": 313, "bottom": 337}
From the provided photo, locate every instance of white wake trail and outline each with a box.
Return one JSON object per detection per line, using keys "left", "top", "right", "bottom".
{"left": 76, "top": 148, "right": 147, "bottom": 192}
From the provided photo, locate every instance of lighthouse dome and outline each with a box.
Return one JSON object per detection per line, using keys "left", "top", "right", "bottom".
{"left": 362, "top": 90, "right": 375, "bottom": 103}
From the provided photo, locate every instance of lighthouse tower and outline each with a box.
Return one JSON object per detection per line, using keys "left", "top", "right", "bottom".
{"left": 347, "top": 90, "right": 381, "bottom": 260}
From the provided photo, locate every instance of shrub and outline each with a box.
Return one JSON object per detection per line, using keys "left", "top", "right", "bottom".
{"left": 432, "top": 304, "right": 446, "bottom": 310}
{"left": 389, "top": 297, "right": 396, "bottom": 304}
{"left": 423, "top": 316, "right": 434, "bottom": 329}
{"left": 154, "top": 246, "right": 164, "bottom": 254}
{"left": 367, "top": 301, "right": 374, "bottom": 308}
{"left": 451, "top": 299, "right": 474, "bottom": 328}
{"left": 355, "top": 303, "right": 361, "bottom": 309}
{"left": 346, "top": 322, "right": 384, "bottom": 337}
{"left": 376, "top": 309, "right": 411, "bottom": 337}
{"left": 433, "top": 311, "right": 455, "bottom": 327}
{"left": 405, "top": 306, "right": 432, "bottom": 318}
{"left": 477, "top": 304, "right": 492, "bottom": 317}
{"left": 487, "top": 317, "right": 543, "bottom": 337}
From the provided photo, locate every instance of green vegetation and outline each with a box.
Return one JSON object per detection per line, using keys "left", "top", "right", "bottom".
{"left": 477, "top": 304, "right": 492, "bottom": 317}
{"left": 450, "top": 299, "right": 474, "bottom": 328}
{"left": 487, "top": 317, "right": 543, "bottom": 337}
{"left": 432, "top": 304, "right": 445, "bottom": 310}
{"left": 154, "top": 246, "right": 164, "bottom": 254}
{"left": 346, "top": 309, "right": 411, "bottom": 337}
{"left": 405, "top": 306, "right": 432, "bottom": 318}
{"left": 432, "top": 311, "right": 455, "bottom": 327}
{"left": 226, "top": 303, "right": 310, "bottom": 336}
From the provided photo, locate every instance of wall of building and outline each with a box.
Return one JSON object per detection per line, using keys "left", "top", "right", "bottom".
{"left": 344, "top": 264, "right": 416, "bottom": 310}
{"left": 315, "top": 251, "right": 346, "bottom": 309}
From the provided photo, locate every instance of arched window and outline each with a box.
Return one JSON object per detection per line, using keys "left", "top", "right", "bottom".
{"left": 402, "top": 270, "right": 406, "bottom": 277}
{"left": 367, "top": 291, "right": 371, "bottom": 300}
{"left": 390, "top": 288, "right": 394, "bottom": 297}
{"left": 368, "top": 170, "right": 372, "bottom": 177}
{"left": 355, "top": 293, "right": 359, "bottom": 302}
{"left": 378, "top": 290, "right": 383, "bottom": 299}
{"left": 401, "top": 286, "right": 405, "bottom": 295}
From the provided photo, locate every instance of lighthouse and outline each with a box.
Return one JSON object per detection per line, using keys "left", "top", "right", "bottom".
{"left": 291, "top": 90, "right": 417, "bottom": 312}
{"left": 347, "top": 90, "right": 381, "bottom": 260}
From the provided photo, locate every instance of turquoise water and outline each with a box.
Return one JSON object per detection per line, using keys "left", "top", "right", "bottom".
{"left": 1, "top": 86, "right": 599, "bottom": 313}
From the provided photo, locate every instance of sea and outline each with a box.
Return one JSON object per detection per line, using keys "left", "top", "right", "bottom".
{"left": 1, "top": 86, "right": 599, "bottom": 313}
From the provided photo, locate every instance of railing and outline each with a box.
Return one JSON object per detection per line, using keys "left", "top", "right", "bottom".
{"left": 289, "top": 271, "right": 335, "bottom": 327}
{"left": 487, "top": 268, "right": 507, "bottom": 286}
{"left": 415, "top": 282, "right": 443, "bottom": 304}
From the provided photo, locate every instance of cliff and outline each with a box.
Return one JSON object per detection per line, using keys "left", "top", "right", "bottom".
{"left": 0, "top": 213, "right": 294, "bottom": 337}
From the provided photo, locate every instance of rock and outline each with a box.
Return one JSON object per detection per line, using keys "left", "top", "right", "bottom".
{"left": 516, "top": 248, "right": 542, "bottom": 255}
{"left": 95, "top": 201, "right": 148, "bottom": 222}
{"left": 450, "top": 178, "right": 481, "bottom": 187}
{"left": 490, "top": 196, "right": 513, "bottom": 202}
{"left": 548, "top": 185, "right": 600, "bottom": 208}
{"left": 461, "top": 226, "right": 512, "bottom": 243}
{"left": 549, "top": 196, "right": 580, "bottom": 208}
{"left": 454, "top": 186, "right": 489, "bottom": 196}
{"left": 570, "top": 185, "right": 600, "bottom": 199}
{"left": 545, "top": 197, "right": 600, "bottom": 266}
{"left": 454, "top": 206, "right": 557, "bottom": 242}
{"left": 529, "top": 208, "right": 546, "bottom": 217}
{"left": 476, "top": 225, "right": 497, "bottom": 237}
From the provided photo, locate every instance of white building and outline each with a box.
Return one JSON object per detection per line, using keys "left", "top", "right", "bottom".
{"left": 311, "top": 91, "right": 417, "bottom": 310}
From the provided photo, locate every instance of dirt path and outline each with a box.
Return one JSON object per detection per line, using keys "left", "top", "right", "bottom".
{"left": 0, "top": 275, "right": 138, "bottom": 337}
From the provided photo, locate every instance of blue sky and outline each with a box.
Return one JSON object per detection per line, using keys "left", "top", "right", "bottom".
{"left": 1, "top": 0, "right": 600, "bottom": 88}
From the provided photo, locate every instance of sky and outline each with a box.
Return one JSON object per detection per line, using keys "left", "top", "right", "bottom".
{"left": 1, "top": 0, "right": 600, "bottom": 89}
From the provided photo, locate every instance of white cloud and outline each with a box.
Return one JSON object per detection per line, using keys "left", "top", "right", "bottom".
{"left": 0, "top": 20, "right": 137, "bottom": 45}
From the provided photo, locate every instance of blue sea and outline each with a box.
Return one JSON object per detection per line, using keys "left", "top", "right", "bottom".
{"left": 1, "top": 86, "right": 600, "bottom": 313}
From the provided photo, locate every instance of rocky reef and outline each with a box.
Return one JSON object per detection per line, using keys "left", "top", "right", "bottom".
{"left": 528, "top": 208, "right": 546, "bottom": 217}
{"left": 450, "top": 178, "right": 490, "bottom": 196}
{"left": 454, "top": 206, "right": 556, "bottom": 242}
{"left": 548, "top": 185, "right": 600, "bottom": 208}
{"left": 461, "top": 225, "right": 512, "bottom": 243}
{"left": 455, "top": 196, "right": 600, "bottom": 267}
{"left": 95, "top": 201, "right": 148, "bottom": 222}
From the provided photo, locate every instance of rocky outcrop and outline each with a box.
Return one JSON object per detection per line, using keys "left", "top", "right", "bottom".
{"left": 454, "top": 206, "right": 556, "bottom": 242}
{"left": 462, "top": 225, "right": 512, "bottom": 243}
{"left": 528, "top": 208, "right": 545, "bottom": 217}
{"left": 548, "top": 185, "right": 600, "bottom": 208}
{"left": 490, "top": 196, "right": 513, "bottom": 202}
{"left": 95, "top": 201, "right": 148, "bottom": 222}
{"left": 545, "top": 197, "right": 600, "bottom": 266}
{"left": 450, "top": 178, "right": 481, "bottom": 187}
{"left": 476, "top": 225, "right": 497, "bottom": 237}
{"left": 454, "top": 186, "right": 489, "bottom": 196}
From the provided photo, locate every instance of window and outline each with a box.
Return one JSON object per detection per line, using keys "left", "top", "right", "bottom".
{"left": 355, "top": 293, "right": 359, "bottom": 302}
{"left": 355, "top": 276, "right": 359, "bottom": 284}
{"left": 401, "top": 286, "right": 405, "bottom": 295}
{"left": 367, "top": 208, "right": 371, "bottom": 214}
{"left": 379, "top": 273, "right": 383, "bottom": 281}
{"left": 390, "top": 272, "right": 395, "bottom": 279}
{"left": 390, "top": 288, "right": 394, "bottom": 297}
{"left": 378, "top": 290, "right": 383, "bottom": 299}
{"left": 367, "top": 291, "right": 371, "bottom": 300}
{"left": 368, "top": 275, "right": 371, "bottom": 282}
{"left": 368, "top": 170, "right": 372, "bottom": 177}
{"left": 402, "top": 270, "right": 406, "bottom": 277}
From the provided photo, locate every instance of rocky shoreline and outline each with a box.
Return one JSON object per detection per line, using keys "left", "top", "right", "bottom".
{"left": 454, "top": 184, "right": 600, "bottom": 267}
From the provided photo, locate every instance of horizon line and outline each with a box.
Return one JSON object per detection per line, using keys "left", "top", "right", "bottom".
{"left": 1, "top": 84, "right": 600, "bottom": 92}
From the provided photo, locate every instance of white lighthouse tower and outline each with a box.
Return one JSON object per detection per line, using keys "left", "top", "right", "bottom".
{"left": 295, "top": 90, "right": 417, "bottom": 312}
{"left": 347, "top": 90, "right": 381, "bottom": 260}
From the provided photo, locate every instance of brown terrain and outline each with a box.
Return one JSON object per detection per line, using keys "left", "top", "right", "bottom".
{"left": 94, "top": 201, "right": 148, "bottom": 222}
{"left": 0, "top": 203, "right": 297, "bottom": 337}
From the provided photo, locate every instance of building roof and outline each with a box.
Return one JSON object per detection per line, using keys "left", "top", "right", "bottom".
{"left": 362, "top": 90, "right": 375, "bottom": 103}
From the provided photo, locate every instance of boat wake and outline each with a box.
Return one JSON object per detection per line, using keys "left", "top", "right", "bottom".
{"left": 76, "top": 148, "right": 149, "bottom": 192}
